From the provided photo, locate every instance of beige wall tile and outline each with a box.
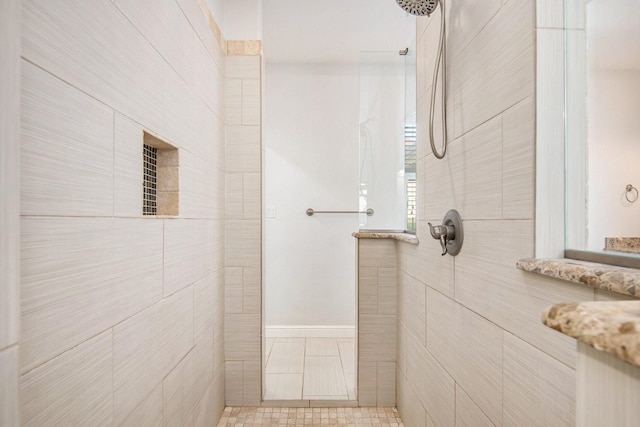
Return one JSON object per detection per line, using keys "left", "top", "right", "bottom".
{"left": 225, "top": 79, "right": 243, "bottom": 125}
{"left": 194, "top": 37, "right": 223, "bottom": 117}
{"left": 226, "top": 125, "right": 261, "bottom": 173}
{"left": 114, "top": 0, "right": 195, "bottom": 88}
{"left": 377, "top": 362, "right": 396, "bottom": 407}
{"left": 397, "top": 368, "right": 427, "bottom": 427}
{"left": 242, "top": 79, "right": 261, "bottom": 125}
{"left": 398, "top": 272, "right": 426, "bottom": 346}
{"left": 113, "top": 287, "right": 194, "bottom": 424}
{"left": 243, "top": 172, "right": 262, "bottom": 219}
{"left": 359, "top": 314, "right": 396, "bottom": 363}
{"left": 224, "top": 361, "right": 243, "bottom": 406}
{"left": 193, "top": 370, "right": 225, "bottom": 427}
{"left": 120, "top": 384, "right": 163, "bottom": 427}
{"left": 426, "top": 288, "right": 503, "bottom": 425}
{"left": 226, "top": 173, "right": 244, "bottom": 219}
{"left": 226, "top": 56, "right": 261, "bottom": 79}
{"left": 225, "top": 313, "right": 261, "bottom": 361}
{"left": 536, "top": 0, "right": 564, "bottom": 28}
{"left": 225, "top": 219, "right": 261, "bottom": 267}
{"left": 377, "top": 268, "right": 397, "bottom": 315}
{"left": 359, "top": 267, "right": 378, "bottom": 314}
{"left": 21, "top": 331, "right": 113, "bottom": 427}
{"left": 243, "top": 360, "right": 262, "bottom": 405}
{"left": 447, "top": 0, "right": 503, "bottom": 60}
{"left": 406, "top": 333, "right": 455, "bottom": 427}
{"left": 358, "top": 240, "right": 397, "bottom": 268}
{"left": 358, "top": 361, "right": 377, "bottom": 407}
{"left": 503, "top": 332, "right": 575, "bottom": 426}
{"left": 398, "top": 226, "right": 454, "bottom": 297}
{"left": 0, "top": 347, "right": 19, "bottom": 427}
{"left": 423, "top": 117, "right": 503, "bottom": 220}
{"left": 225, "top": 267, "right": 244, "bottom": 314}
{"left": 21, "top": 217, "right": 163, "bottom": 372}
{"left": 114, "top": 113, "right": 144, "bottom": 217}
{"left": 164, "top": 219, "right": 215, "bottom": 296}
{"left": 454, "top": 219, "right": 594, "bottom": 367}
{"left": 21, "top": 60, "right": 114, "bottom": 216}
{"left": 448, "top": 0, "right": 534, "bottom": 138}
{"left": 535, "top": 28, "right": 566, "bottom": 258}
{"left": 0, "top": 0, "right": 20, "bottom": 351}
{"left": 455, "top": 384, "right": 494, "bottom": 427}
{"left": 22, "top": 0, "right": 165, "bottom": 133}
{"left": 242, "top": 266, "right": 261, "bottom": 313}
{"left": 503, "top": 97, "right": 535, "bottom": 219}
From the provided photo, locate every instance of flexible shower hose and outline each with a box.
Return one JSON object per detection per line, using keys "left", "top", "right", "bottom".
{"left": 429, "top": 0, "right": 447, "bottom": 159}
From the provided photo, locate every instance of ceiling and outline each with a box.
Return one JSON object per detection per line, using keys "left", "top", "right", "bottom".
{"left": 262, "top": 0, "right": 416, "bottom": 63}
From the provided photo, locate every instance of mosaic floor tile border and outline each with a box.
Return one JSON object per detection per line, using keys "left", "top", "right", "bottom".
{"left": 217, "top": 407, "right": 403, "bottom": 426}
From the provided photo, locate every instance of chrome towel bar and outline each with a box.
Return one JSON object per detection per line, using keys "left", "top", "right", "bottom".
{"left": 306, "top": 208, "right": 374, "bottom": 217}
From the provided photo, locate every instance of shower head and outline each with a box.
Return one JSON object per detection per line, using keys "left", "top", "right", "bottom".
{"left": 395, "top": 0, "right": 439, "bottom": 16}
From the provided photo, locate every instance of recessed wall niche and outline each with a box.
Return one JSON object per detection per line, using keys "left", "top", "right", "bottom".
{"left": 142, "top": 132, "right": 178, "bottom": 216}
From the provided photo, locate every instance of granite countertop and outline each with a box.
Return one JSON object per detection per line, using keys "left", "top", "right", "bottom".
{"left": 517, "top": 258, "right": 640, "bottom": 298}
{"left": 542, "top": 301, "right": 640, "bottom": 368}
{"left": 605, "top": 237, "right": 640, "bottom": 255}
{"left": 352, "top": 231, "right": 419, "bottom": 245}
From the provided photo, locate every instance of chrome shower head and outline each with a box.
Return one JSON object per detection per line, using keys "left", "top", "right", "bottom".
{"left": 395, "top": 0, "right": 439, "bottom": 16}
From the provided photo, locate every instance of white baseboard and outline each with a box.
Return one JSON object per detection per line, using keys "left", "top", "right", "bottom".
{"left": 266, "top": 326, "right": 356, "bottom": 338}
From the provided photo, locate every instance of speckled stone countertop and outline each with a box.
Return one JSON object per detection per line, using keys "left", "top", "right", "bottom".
{"left": 517, "top": 258, "right": 640, "bottom": 298}
{"left": 605, "top": 237, "right": 640, "bottom": 255}
{"left": 542, "top": 301, "right": 640, "bottom": 367}
{"left": 352, "top": 231, "right": 419, "bottom": 245}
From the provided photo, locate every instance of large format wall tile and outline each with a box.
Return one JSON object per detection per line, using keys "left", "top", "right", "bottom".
{"left": 113, "top": 287, "right": 194, "bottom": 424}
{"left": 503, "top": 332, "right": 575, "bottom": 426}
{"left": 21, "top": 217, "right": 163, "bottom": 372}
{"left": 119, "top": 384, "right": 163, "bottom": 427}
{"left": 225, "top": 219, "right": 261, "bottom": 267}
{"left": 22, "top": 0, "right": 165, "bottom": 134}
{"left": 503, "top": 97, "right": 535, "bottom": 220}
{"left": 398, "top": 272, "right": 426, "bottom": 345}
{"left": 448, "top": 0, "right": 534, "bottom": 139}
{"left": 454, "top": 220, "right": 594, "bottom": 367}
{"left": 114, "top": 113, "right": 143, "bottom": 217}
{"left": 21, "top": 331, "right": 113, "bottom": 427}
{"left": 0, "top": 0, "right": 20, "bottom": 353}
{"left": 406, "top": 333, "right": 455, "bottom": 427}
{"left": 21, "top": 61, "right": 114, "bottom": 217}
{"left": 0, "top": 348, "right": 19, "bottom": 427}
{"left": 164, "top": 219, "right": 215, "bottom": 296}
{"left": 427, "top": 288, "right": 503, "bottom": 425}
{"left": 423, "top": 116, "right": 503, "bottom": 220}
{"left": 113, "top": 0, "right": 195, "bottom": 89}
{"left": 226, "top": 125, "right": 261, "bottom": 173}
{"left": 455, "top": 384, "right": 494, "bottom": 427}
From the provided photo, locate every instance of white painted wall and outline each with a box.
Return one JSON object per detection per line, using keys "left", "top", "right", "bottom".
{"left": 585, "top": 0, "right": 640, "bottom": 251}
{"left": 587, "top": 70, "right": 640, "bottom": 250}
{"left": 264, "top": 63, "right": 359, "bottom": 328}
{"left": 223, "top": 0, "right": 262, "bottom": 40}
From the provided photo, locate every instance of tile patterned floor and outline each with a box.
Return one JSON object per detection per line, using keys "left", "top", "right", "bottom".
{"left": 265, "top": 338, "right": 356, "bottom": 401}
{"left": 217, "top": 407, "right": 404, "bottom": 426}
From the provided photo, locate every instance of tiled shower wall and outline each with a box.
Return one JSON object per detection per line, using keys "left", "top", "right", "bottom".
{"left": 396, "top": 1, "right": 626, "bottom": 426}
{"left": 1, "top": 0, "right": 20, "bottom": 424}
{"left": 224, "top": 42, "right": 263, "bottom": 406}
{"left": 19, "top": 0, "right": 226, "bottom": 424}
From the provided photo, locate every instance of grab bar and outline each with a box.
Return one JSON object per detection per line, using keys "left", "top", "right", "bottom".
{"left": 306, "top": 208, "right": 374, "bottom": 217}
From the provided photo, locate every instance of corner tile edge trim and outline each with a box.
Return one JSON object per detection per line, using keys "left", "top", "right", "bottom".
{"left": 352, "top": 232, "right": 419, "bottom": 245}
{"left": 517, "top": 258, "right": 640, "bottom": 298}
{"left": 542, "top": 300, "right": 640, "bottom": 368}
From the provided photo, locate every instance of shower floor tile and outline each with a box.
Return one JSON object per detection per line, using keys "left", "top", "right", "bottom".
{"left": 217, "top": 407, "right": 404, "bottom": 426}
{"left": 264, "top": 337, "right": 355, "bottom": 401}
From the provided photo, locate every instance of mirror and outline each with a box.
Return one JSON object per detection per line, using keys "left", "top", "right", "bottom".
{"left": 565, "top": 0, "right": 640, "bottom": 260}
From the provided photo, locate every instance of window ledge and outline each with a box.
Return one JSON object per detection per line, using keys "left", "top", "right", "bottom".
{"left": 352, "top": 231, "right": 419, "bottom": 245}
{"left": 517, "top": 258, "right": 640, "bottom": 298}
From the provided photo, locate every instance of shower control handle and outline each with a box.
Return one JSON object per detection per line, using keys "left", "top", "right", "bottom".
{"left": 428, "top": 223, "right": 455, "bottom": 256}
{"left": 428, "top": 210, "right": 464, "bottom": 257}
